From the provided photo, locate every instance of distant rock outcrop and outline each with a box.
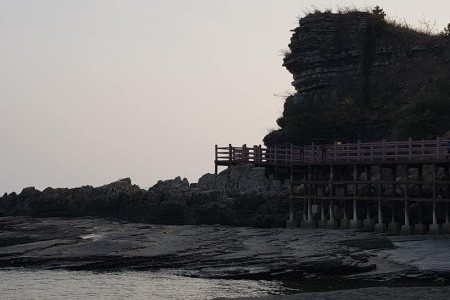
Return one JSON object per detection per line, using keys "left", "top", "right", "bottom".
{"left": 0, "top": 166, "right": 290, "bottom": 228}
{"left": 265, "top": 10, "right": 450, "bottom": 145}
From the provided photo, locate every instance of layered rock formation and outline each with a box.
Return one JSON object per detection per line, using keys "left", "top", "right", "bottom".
{"left": 0, "top": 216, "right": 382, "bottom": 278}
{"left": 265, "top": 11, "right": 450, "bottom": 145}
{"left": 0, "top": 165, "right": 290, "bottom": 228}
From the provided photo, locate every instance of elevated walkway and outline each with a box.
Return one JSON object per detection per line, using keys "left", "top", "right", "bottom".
{"left": 215, "top": 138, "right": 450, "bottom": 234}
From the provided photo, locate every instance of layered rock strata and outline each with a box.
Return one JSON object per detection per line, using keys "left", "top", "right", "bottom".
{"left": 265, "top": 11, "right": 450, "bottom": 145}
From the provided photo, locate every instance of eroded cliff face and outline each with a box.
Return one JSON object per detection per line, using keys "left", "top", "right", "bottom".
{"left": 265, "top": 11, "right": 450, "bottom": 146}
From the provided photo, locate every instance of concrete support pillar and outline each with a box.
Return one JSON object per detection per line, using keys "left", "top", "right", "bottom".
{"left": 401, "top": 200, "right": 413, "bottom": 234}
{"left": 329, "top": 199, "right": 334, "bottom": 222}
{"left": 326, "top": 165, "right": 337, "bottom": 229}
{"left": 327, "top": 199, "right": 338, "bottom": 229}
{"left": 429, "top": 201, "right": 441, "bottom": 234}
{"left": 374, "top": 170, "right": 386, "bottom": 232}
{"left": 404, "top": 200, "right": 409, "bottom": 226}
{"left": 375, "top": 198, "right": 386, "bottom": 232}
{"left": 302, "top": 199, "right": 307, "bottom": 221}
{"left": 363, "top": 200, "right": 375, "bottom": 231}
{"left": 350, "top": 199, "right": 361, "bottom": 229}
{"left": 401, "top": 165, "right": 413, "bottom": 235}
{"left": 302, "top": 166, "right": 315, "bottom": 229}
{"left": 318, "top": 199, "right": 327, "bottom": 228}
{"left": 378, "top": 199, "right": 382, "bottom": 224}
{"left": 443, "top": 202, "right": 450, "bottom": 233}
{"left": 414, "top": 202, "right": 427, "bottom": 235}
{"left": 302, "top": 198, "right": 315, "bottom": 228}
{"left": 388, "top": 203, "right": 399, "bottom": 234}
{"left": 433, "top": 201, "right": 437, "bottom": 225}
{"left": 285, "top": 163, "right": 298, "bottom": 228}
{"left": 430, "top": 164, "right": 441, "bottom": 234}
{"left": 350, "top": 165, "right": 361, "bottom": 229}
{"left": 308, "top": 198, "right": 312, "bottom": 221}
{"left": 289, "top": 198, "right": 294, "bottom": 221}
{"left": 416, "top": 165, "right": 426, "bottom": 235}
{"left": 340, "top": 200, "right": 350, "bottom": 229}
{"left": 286, "top": 197, "right": 298, "bottom": 228}
{"left": 446, "top": 203, "right": 449, "bottom": 224}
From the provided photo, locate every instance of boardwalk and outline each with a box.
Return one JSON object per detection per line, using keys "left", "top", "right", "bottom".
{"left": 215, "top": 138, "right": 450, "bottom": 169}
{"left": 215, "top": 138, "right": 450, "bottom": 234}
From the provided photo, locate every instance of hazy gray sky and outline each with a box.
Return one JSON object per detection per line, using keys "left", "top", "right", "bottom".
{"left": 1, "top": 0, "right": 449, "bottom": 193}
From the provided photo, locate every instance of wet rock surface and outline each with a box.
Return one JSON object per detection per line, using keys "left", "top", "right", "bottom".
{"left": 0, "top": 216, "right": 382, "bottom": 279}
{"left": 217, "top": 286, "right": 450, "bottom": 300}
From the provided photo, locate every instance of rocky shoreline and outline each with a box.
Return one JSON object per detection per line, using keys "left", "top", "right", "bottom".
{"left": 0, "top": 165, "right": 291, "bottom": 228}
{"left": 217, "top": 286, "right": 450, "bottom": 300}
{"left": 2, "top": 216, "right": 450, "bottom": 298}
{"left": 0, "top": 216, "right": 381, "bottom": 279}
{"left": 3, "top": 165, "right": 450, "bottom": 298}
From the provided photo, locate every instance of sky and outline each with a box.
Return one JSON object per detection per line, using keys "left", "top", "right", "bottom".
{"left": 1, "top": 0, "right": 449, "bottom": 194}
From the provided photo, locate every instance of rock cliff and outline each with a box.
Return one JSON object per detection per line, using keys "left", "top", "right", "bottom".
{"left": 265, "top": 10, "right": 450, "bottom": 146}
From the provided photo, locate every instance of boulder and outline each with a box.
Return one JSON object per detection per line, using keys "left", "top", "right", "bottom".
{"left": 198, "top": 164, "right": 272, "bottom": 195}
{"left": 149, "top": 176, "right": 189, "bottom": 194}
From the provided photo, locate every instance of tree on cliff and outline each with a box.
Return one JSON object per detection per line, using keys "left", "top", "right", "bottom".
{"left": 372, "top": 6, "right": 386, "bottom": 20}
{"left": 442, "top": 23, "right": 450, "bottom": 37}
{"left": 394, "top": 79, "right": 450, "bottom": 139}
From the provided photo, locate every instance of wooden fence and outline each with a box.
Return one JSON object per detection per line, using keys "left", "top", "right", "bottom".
{"left": 215, "top": 138, "right": 450, "bottom": 166}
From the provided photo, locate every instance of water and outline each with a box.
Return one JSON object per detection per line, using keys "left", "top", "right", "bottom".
{"left": 0, "top": 269, "right": 286, "bottom": 300}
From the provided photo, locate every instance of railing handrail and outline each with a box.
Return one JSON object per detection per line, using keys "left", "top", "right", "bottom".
{"left": 215, "top": 138, "right": 450, "bottom": 165}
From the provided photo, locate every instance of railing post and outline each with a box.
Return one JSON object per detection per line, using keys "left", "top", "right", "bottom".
{"left": 243, "top": 144, "right": 247, "bottom": 163}
{"left": 437, "top": 136, "right": 441, "bottom": 159}
{"left": 421, "top": 139, "right": 424, "bottom": 157}
{"left": 311, "top": 142, "right": 315, "bottom": 162}
{"left": 302, "top": 145, "right": 305, "bottom": 162}
{"left": 357, "top": 140, "right": 361, "bottom": 162}
{"left": 408, "top": 137, "right": 412, "bottom": 160}
{"left": 284, "top": 147, "right": 287, "bottom": 164}
{"left": 253, "top": 145, "right": 258, "bottom": 163}
{"left": 229, "top": 144, "right": 233, "bottom": 163}
{"left": 259, "top": 145, "right": 262, "bottom": 163}
{"left": 215, "top": 144, "right": 218, "bottom": 174}
{"left": 333, "top": 141, "right": 337, "bottom": 162}
{"left": 382, "top": 139, "right": 385, "bottom": 161}
{"left": 274, "top": 145, "right": 277, "bottom": 165}
{"left": 290, "top": 143, "right": 294, "bottom": 164}
{"left": 215, "top": 144, "right": 218, "bottom": 161}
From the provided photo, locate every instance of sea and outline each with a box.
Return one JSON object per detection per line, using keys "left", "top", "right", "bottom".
{"left": 0, "top": 269, "right": 289, "bottom": 300}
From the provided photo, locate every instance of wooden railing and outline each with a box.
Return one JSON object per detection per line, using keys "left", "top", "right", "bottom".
{"left": 215, "top": 138, "right": 450, "bottom": 165}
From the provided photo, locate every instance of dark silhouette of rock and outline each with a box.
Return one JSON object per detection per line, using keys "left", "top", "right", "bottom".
{"left": 0, "top": 166, "right": 290, "bottom": 228}
{"left": 265, "top": 10, "right": 450, "bottom": 145}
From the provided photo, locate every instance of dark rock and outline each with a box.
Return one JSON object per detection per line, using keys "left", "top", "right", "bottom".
{"left": 0, "top": 217, "right": 382, "bottom": 278}
{"left": 0, "top": 166, "right": 290, "bottom": 228}
{"left": 149, "top": 176, "right": 190, "bottom": 194}
{"left": 265, "top": 11, "right": 450, "bottom": 145}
